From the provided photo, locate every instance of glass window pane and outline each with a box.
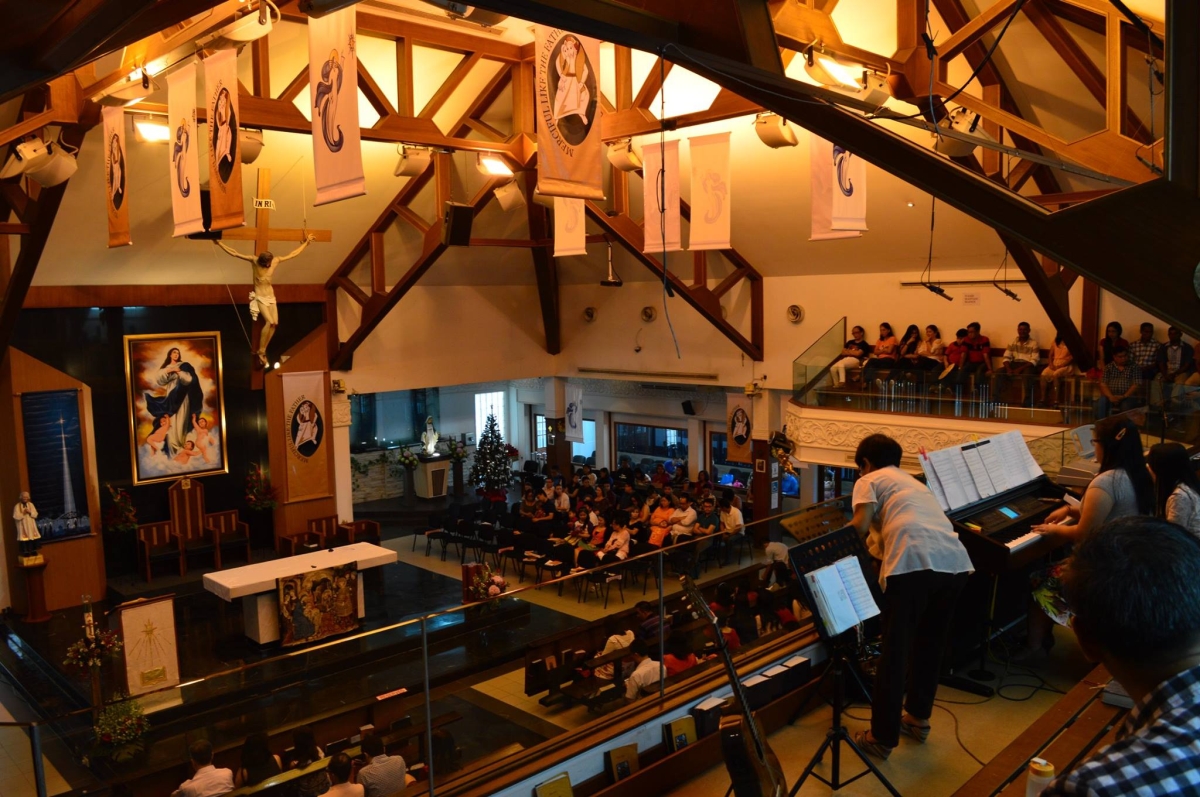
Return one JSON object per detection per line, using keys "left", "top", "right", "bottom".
{"left": 570, "top": 419, "right": 596, "bottom": 465}
{"left": 708, "top": 431, "right": 747, "bottom": 487}
{"left": 474, "top": 391, "right": 505, "bottom": 443}
{"left": 614, "top": 422, "right": 688, "bottom": 478}
{"left": 535, "top": 414, "right": 547, "bottom": 449}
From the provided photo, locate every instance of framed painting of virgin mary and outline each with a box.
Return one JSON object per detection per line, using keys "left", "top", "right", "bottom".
{"left": 124, "top": 332, "right": 228, "bottom": 485}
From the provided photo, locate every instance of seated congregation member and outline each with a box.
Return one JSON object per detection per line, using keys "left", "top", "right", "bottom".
{"left": 1097, "top": 320, "right": 1128, "bottom": 367}
{"left": 722, "top": 486, "right": 743, "bottom": 511}
{"left": 896, "top": 324, "right": 923, "bottom": 372}
{"left": 692, "top": 469, "right": 713, "bottom": 494}
{"left": 1038, "top": 334, "right": 1075, "bottom": 406}
{"left": 663, "top": 633, "right": 700, "bottom": 677}
{"left": 518, "top": 488, "right": 539, "bottom": 518}
{"left": 961, "top": 322, "right": 994, "bottom": 384}
{"left": 635, "top": 600, "right": 670, "bottom": 643}
{"left": 234, "top": 732, "right": 282, "bottom": 788}
{"left": 1095, "top": 346, "right": 1142, "bottom": 419}
{"left": 1128, "top": 321, "right": 1163, "bottom": 381}
{"left": 937, "top": 328, "right": 970, "bottom": 388}
{"left": 998, "top": 321, "right": 1041, "bottom": 404}
{"left": 1159, "top": 325, "right": 1196, "bottom": 397}
{"left": 719, "top": 497, "right": 744, "bottom": 536}
{"left": 668, "top": 493, "right": 697, "bottom": 544}
{"left": 594, "top": 511, "right": 632, "bottom": 563}
{"left": 830, "top": 325, "right": 871, "bottom": 388}
{"left": 862, "top": 322, "right": 900, "bottom": 385}
{"left": 648, "top": 495, "right": 676, "bottom": 547}
{"left": 623, "top": 640, "right": 665, "bottom": 701}
{"left": 848, "top": 434, "right": 974, "bottom": 760}
{"left": 1148, "top": 443, "right": 1200, "bottom": 537}
{"left": 651, "top": 463, "right": 671, "bottom": 487}
{"left": 593, "top": 622, "right": 635, "bottom": 681}
{"left": 1022, "top": 415, "right": 1154, "bottom": 659}
{"left": 709, "top": 582, "right": 736, "bottom": 616}
{"left": 326, "top": 754, "right": 363, "bottom": 797}
{"left": 913, "top": 325, "right": 945, "bottom": 371}
{"left": 616, "top": 481, "right": 638, "bottom": 511}
{"left": 1042, "top": 516, "right": 1200, "bottom": 797}
{"left": 287, "top": 726, "right": 330, "bottom": 797}
{"left": 552, "top": 484, "right": 571, "bottom": 516}
{"left": 172, "top": 740, "right": 234, "bottom": 797}
{"left": 355, "top": 734, "right": 407, "bottom": 797}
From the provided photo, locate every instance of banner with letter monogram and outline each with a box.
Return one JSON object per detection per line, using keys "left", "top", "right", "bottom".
{"left": 102, "top": 106, "right": 130, "bottom": 247}
{"left": 553, "top": 197, "right": 586, "bottom": 257}
{"left": 204, "top": 49, "right": 244, "bottom": 230}
{"left": 534, "top": 27, "right": 603, "bottom": 200}
{"left": 809, "top": 134, "right": 865, "bottom": 240}
{"left": 167, "top": 64, "right": 204, "bottom": 237}
{"left": 308, "top": 6, "right": 365, "bottom": 205}
{"left": 564, "top": 384, "right": 584, "bottom": 443}
{"left": 688, "top": 132, "right": 731, "bottom": 250}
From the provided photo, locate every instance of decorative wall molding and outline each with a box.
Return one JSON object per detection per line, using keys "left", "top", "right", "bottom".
{"left": 331, "top": 396, "right": 352, "bottom": 428}
{"left": 784, "top": 404, "right": 1066, "bottom": 473}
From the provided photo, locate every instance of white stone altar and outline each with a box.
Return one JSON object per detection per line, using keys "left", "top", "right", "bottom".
{"left": 202, "top": 542, "right": 397, "bottom": 644}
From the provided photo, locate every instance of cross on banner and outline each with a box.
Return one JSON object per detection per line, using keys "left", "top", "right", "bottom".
{"left": 218, "top": 168, "right": 332, "bottom": 389}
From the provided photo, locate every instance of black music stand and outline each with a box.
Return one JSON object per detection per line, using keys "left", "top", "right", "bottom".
{"left": 787, "top": 526, "right": 900, "bottom": 797}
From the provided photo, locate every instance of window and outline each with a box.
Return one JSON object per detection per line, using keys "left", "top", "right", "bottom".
{"left": 534, "top": 414, "right": 548, "bottom": 450}
{"left": 709, "top": 431, "right": 748, "bottom": 487}
{"left": 614, "top": 422, "right": 688, "bottom": 477}
{"left": 348, "top": 389, "right": 439, "bottom": 453}
{"left": 475, "top": 391, "right": 505, "bottom": 444}
{"left": 571, "top": 419, "right": 597, "bottom": 465}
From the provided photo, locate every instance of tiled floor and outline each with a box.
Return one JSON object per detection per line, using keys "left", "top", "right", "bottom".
{"left": 0, "top": 681, "right": 75, "bottom": 796}
{"left": 666, "top": 634, "right": 1095, "bottom": 796}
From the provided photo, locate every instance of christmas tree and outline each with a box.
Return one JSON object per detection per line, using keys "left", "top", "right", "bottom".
{"left": 470, "top": 413, "right": 511, "bottom": 493}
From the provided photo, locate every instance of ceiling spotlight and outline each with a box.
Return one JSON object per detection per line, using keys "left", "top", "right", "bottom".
{"left": 477, "top": 152, "right": 513, "bottom": 177}
{"left": 239, "top": 129, "right": 264, "bottom": 163}
{"left": 133, "top": 115, "right": 171, "bottom": 143}
{"left": 922, "top": 283, "right": 954, "bottom": 301}
{"left": 804, "top": 45, "right": 890, "bottom": 106}
{"left": 0, "top": 137, "right": 78, "bottom": 187}
{"left": 395, "top": 145, "right": 433, "bottom": 177}
{"left": 754, "top": 112, "right": 798, "bottom": 148}
{"left": 606, "top": 139, "right": 642, "bottom": 172}
{"left": 493, "top": 179, "right": 526, "bottom": 211}
{"left": 934, "top": 106, "right": 997, "bottom": 157}
{"left": 993, "top": 281, "right": 1021, "bottom": 301}
{"left": 196, "top": 0, "right": 279, "bottom": 49}
{"left": 600, "top": 240, "right": 623, "bottom": 287}
{"left": 97, "top": 70, "right": 159, "bottom": 107}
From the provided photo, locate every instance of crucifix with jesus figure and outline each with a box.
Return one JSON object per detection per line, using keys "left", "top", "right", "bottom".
{"left": 210, "top": 169, "right": 331, "bottom": 382}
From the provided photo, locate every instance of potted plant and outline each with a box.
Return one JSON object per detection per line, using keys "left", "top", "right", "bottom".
{"left": 244, "top": 464, "right": 279, "bottom": 511}
{"left": 465, "top": 563, "right": 508, "bottom": 616}
{"left": 101, "top": 484, "right": 138, "bottom": 578}
{"left": 64, "top": 626, "right": 123, "bottom": 716}
{"left": 91, "top": 696, "right": 150, "bottom": 764}
{"left": 395, "top": 448, "right": 419, "bottom": 500}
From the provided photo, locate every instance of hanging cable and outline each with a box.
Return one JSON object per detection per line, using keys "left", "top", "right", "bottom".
{"left": 920, "top": 197, "right": 952, "bottom": 300}
{"left": 656, "top": 52, "right": 681, "bottom": 359}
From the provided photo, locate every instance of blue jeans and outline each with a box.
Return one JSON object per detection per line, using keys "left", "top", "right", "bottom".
{"left": 1094, "top": 395, "right": 1140, "bottom": 419}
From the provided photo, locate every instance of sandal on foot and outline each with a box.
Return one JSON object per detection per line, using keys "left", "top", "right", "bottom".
{"left": 901, "top": 718, "right": 931, "bottom": 743}
{"left": 854, "top": 731, "right": 892, "bottom": 761}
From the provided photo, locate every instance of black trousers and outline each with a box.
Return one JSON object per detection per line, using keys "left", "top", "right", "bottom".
{"left": 871, "top": 569, "right": 969, "bottom": 747}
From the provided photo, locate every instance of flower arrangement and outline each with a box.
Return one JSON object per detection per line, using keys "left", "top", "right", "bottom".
{"left": 505, "top": 444, "right": 519, "bottom": 461}
{"left": 245, "top": 464, "right": 278, "bottom": 511}
{"left": 467, "top": 564, "right": 508, "bottom": 603}
{"left": 64, "top": 630, "right": 122, "bottom": 671}
{"left": 102, "top": 484, "right": 137, "bottom": 535}
{"left": 447, "top": 440, "right": 468, "bottom": 461}
{"left": 92, "top": 697, "right": 149, "bottom": 763}
{"left": 396, "top": 448, "right": 420, "bottom": 470}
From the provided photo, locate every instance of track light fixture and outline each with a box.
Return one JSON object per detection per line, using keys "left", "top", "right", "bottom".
{"left": 922, "top": 283, "right": 954, "bottom": 301}
{"left": 606, "top": 139, "right": 642, "bottom": 172}
{"left": 803, "top": 44, "right": 890, "bottom": 106}
{"left": 753, "top": 112, "right": 798, "bottom": 148}
{"left": 394, "top": 144, "right": 433, "bottom": 177}
{"left": 934, "top": 106, "right": 997, "bottom": 157}
{"left": 0, "top": 137, "right": 78, "bottom": 187}
{"left": 600, "top": 240, "right": 623, "bottom": 287}
{"left": 240, "top": 129, "right": 265, "bottom": 164}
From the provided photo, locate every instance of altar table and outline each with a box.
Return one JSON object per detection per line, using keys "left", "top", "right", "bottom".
{"left": 202, "top": 542, "right": 397, "bottom": 644}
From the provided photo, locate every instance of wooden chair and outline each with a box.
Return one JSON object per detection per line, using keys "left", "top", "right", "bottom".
{"left": 307, "top": 515, "right": 341, "bottom": 546}
{"left": 334, "top": 519, "right": 380, "bottom": 547}
{"left": 168, "top": 478, "right": 217, "bottom": 574}
{"left": 206, "top": 509, "right": 251, "bottom": 569}
{"left": 278, "top": 528, "right": 321, "bottom": 556}
{"left": 137, "top": 520, "right": 182, "bottom": 582}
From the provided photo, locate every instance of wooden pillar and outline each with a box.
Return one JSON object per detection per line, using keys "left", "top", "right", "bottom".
{"left": 543, "top": 417, "right": 573, "bottom": 475}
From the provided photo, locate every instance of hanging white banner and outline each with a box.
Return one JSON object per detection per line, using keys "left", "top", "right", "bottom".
{"left": 642, "top": 139, "right": 681, "bottom": 254}
{"left": 564, "top": 384, "right": 584, "bottom": 443}
{"left": 831, "top": 141, "right": 867, "bottom": 231}
{"left": 534, "top": 27, "right": 604, "bottom": 200}
{"left": 203, "top": 48, "right": 244, "bottom": 230}
{"left": 166, "top": 64, "right": 203, "bottom": 237}
{"left": 102, "top": 106, "right": 130, "bottom": 247}
{"left": 809, "top": 134, "right": 861, "bottom": 241}
{"left": 553, "top": 197, "right": 586, "bottom": 257}
{"left": 308, "top": 6, "right": 365, "bottom": 205}
{"left": 688, "top": 132, "right": 731, "bottom": 251}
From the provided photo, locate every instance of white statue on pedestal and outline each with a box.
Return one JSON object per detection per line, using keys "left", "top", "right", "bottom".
{"left": 421, "top": 416, "right": 439, "bottom": 456}
{"left": 14, "top": 492, "right": 40, "bottom": 560}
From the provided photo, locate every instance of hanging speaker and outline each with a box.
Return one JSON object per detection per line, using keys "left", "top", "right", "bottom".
{"left": 442, "top": 201, "right": 474, "bottom": 246}
{"left": 682, "top": 400, "right": 696, "bottom": 416}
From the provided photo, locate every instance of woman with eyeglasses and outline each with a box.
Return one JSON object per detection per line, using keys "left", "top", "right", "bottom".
{"left": 1017, "top": 415, "right": 1154, "bottom": 660}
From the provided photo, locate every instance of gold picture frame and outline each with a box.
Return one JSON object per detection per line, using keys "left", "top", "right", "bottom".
{"left": 124, "top": 332, "right": 228, "bottom": 485}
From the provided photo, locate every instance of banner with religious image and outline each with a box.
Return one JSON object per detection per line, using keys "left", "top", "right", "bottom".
{"left": 809, "top": 134, "right": 864, "bottom": 241}
{"left": 308, "top": 6, "right": 365, "bottom": 205}
{"left": 119, "top": 595, "right": 180, "bottom": 697}
{"left": 726, "top": 394, "right": 753, "bottom": 464}
{"left": 688, "top": 132, "right": 731, "bottom": 250}
{"left": 564, "top": 383, "right": 584, "bottom": 443}
{"left": 642, "top": 139, "right": 681, "bottom": 254}
{"left": 553, "top": 197, "right": 585, "bottom": 257}
{"left": 534, "top": 27, "right": 603, "bottom": 200}
{"left": 166, "top": 64, "right": 204, "bottom": 237}
{"left": 102, "top": 106, "right": 130, "bottom": 247}
{"left": 278, "top": 563, "right": 359, "bottom": 647}
{"left": 203, "top": 48, "right": 244, "bottom": 230}
{"left": 282, "top": 371, "right": 330, "bottom": 501}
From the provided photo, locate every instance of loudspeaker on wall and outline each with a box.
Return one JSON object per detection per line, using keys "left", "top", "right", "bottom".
{"left": 442, "top": 201, "right": 474, "bottom": 246}
{"left": 682, "top": 400, "right": 696, "bottom": 416}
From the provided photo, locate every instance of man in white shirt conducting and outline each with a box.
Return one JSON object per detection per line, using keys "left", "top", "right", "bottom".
{"left": 847, "top": 434, "right": 974, "bottom": 761}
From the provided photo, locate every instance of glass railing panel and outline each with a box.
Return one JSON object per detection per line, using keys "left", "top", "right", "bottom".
{"left": 792, "top": 317, "right": 847, "bottom": 401}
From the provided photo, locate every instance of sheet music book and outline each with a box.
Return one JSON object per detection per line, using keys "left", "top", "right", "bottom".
{"left": 924, "top": 432, "right": 1044, "bottom": 512}
{"left": 804, "top": 555, "right": 880, "bottom": 637}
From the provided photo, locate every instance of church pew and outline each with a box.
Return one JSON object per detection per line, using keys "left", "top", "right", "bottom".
{"left": 953, "top": 664, "right": 1127, "bottom": 796}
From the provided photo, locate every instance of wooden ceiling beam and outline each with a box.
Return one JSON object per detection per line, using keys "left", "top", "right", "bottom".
{"left": 524, "top": 171, "right": 560, "bottom": 355}
{"left": 22, "top": 283, "right": 324, "bottom": 308}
